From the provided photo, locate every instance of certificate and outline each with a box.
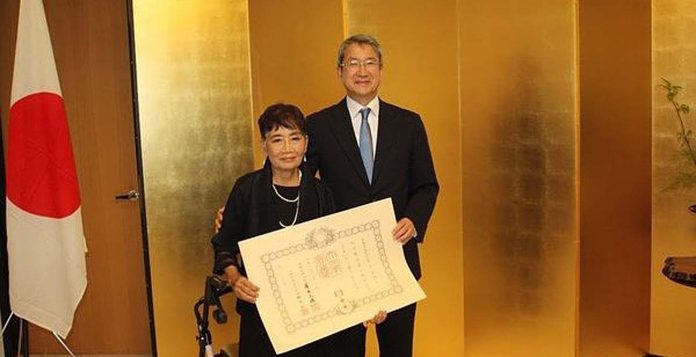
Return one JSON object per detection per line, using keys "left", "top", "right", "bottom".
{"left": 238, "top": 198, "right": 426, "bottom": 354}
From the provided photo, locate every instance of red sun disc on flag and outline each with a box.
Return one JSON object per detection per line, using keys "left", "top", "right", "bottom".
{"left": 7, "top": 92, "right": 81, "bottom": 218}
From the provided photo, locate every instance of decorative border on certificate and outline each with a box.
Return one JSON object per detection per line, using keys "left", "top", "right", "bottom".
{"left": 259, "top": 220, "right": 404, "bottom": 334}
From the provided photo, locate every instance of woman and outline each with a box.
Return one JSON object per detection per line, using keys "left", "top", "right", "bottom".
{"left": 211, "top": 104, "right": 336, "bottom": 356}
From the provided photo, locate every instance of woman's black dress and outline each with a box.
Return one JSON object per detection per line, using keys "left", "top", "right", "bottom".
{"left": 212, "top": 161, "right": 336, "bottom": 357}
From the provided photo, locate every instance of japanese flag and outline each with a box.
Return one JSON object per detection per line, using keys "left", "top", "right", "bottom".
{"left": 6, "top": 0, "right": 87, "bottom": 338}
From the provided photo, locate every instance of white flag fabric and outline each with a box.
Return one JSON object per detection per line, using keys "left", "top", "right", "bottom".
{"left": 6, "top": 0, "right": 87, "bottom": 338}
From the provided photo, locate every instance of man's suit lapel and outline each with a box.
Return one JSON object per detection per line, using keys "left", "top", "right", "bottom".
{"left": 373, "top": 100, "right": 396, "bottom": 185}
{"left": 328, "top": 99, "right": 371, "bottom": 187}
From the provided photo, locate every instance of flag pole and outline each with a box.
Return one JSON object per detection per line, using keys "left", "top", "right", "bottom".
{"left": 0, "top": 312, "right": 12, "bottom": 336}
{"left": 1, "top": 314, "right": 28, "bottom": 357}
{"left": 3, "top": 314, "right": 74, "bottom": 357}
{"left": 52, "top": 331, "right": 75, "bottom": 357}
{"left": 20, "top": 319, "right": 28, "bottom": 357}
{"left": 17, "top": 318, "right": 22, "bottom": 355}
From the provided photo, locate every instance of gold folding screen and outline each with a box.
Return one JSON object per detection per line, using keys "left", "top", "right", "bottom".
{"left": 247, "top": 0, "right": 345, "bottom": 164}
{"left": 341, "top": 1, "right": 464, "bottom": 355}
{"left": 459, "top": 2, "right": 578, "bottom": 355}
{"left": 652, "top": 1, "right": 696, "bottom": 356}
{"left": 130, "top": 1, "right": 661, "bottom": 356}
{"left": 579, "top": 1, "right": 651, "bottom": 356}
{"left": 132, "top": 1, "right": 253, "bottom": 355}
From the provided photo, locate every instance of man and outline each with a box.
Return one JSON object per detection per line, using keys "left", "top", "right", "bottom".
{"left": 305, "top": 34, "right": 439, "bottom": 357}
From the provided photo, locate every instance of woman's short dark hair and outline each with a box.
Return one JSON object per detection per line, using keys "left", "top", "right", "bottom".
{"left": 257, "top": 103, "right": 306, "bottom": 139}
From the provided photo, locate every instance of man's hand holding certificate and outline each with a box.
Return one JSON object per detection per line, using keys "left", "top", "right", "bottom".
{"left": 238, "top": 198, "right": 426, "bottom": 354}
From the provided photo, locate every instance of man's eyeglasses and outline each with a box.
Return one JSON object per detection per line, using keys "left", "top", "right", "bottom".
{"left": 341, "top": 59, "right": 381, "bottom": 71}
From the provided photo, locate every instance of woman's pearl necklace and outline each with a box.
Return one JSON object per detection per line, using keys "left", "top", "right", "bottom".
{"left": 272, "top": 171, "right": 301, "bottom": 227}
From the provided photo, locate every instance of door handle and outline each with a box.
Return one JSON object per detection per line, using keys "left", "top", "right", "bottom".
{"left": 115, "top": 190, "right": 140, "bottom": 201}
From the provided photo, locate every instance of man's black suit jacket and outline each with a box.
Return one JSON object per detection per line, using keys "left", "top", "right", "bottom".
{"left": 306, "top": 98, "right": 439, "bottom": 279}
